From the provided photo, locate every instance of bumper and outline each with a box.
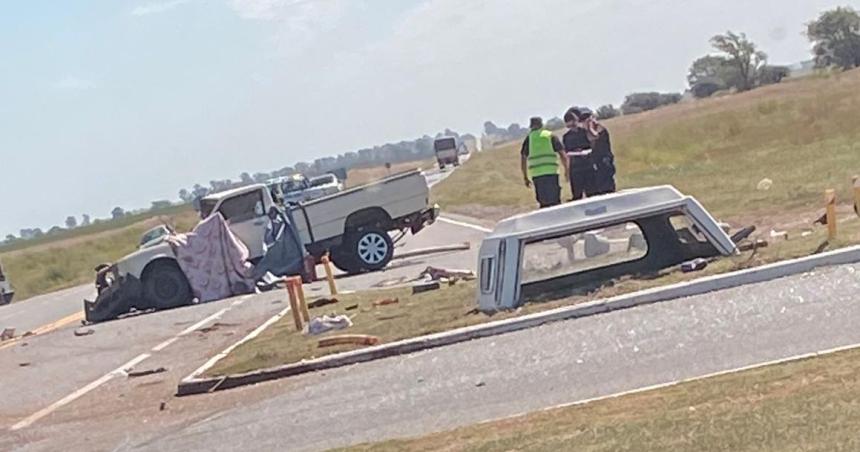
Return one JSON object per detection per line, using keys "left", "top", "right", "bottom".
{"left": 83, "top": 267, "right": 144, "bottom": 323}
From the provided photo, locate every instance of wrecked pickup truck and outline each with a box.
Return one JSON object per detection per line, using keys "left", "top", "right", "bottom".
{"left": 477, "top": 186, "right": 738, "bottom": 312}
{"left": 0, "top": 260, "right": 13, "bottom": 305}
{"left": 86, "top": 170, "right": 438, "bottom": 322}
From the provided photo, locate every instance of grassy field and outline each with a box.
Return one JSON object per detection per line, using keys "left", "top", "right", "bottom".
{"left": 433, "top": 69, "right": 860, "bottom": 227}
{"left": 344, "top": 346, "right": 860, "bottom": 452}
{"left": 346, "top": 159, "right": 435, "bottom": 188}
{"left": 0, "top": 160, "right": 436, "bottom": 302}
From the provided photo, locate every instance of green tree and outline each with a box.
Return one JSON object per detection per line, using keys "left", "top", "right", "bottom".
{"left": 710, "top": 31, "right": 767, "bottom": 91}
{"left": 596, "top": 104, "right": 620, "bottom": 120}
{"left": 807, "top": 6, "right": 860, "bottom": 69}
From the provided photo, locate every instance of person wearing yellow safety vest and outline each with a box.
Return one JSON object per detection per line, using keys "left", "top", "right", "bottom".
{"left": 520, "top": 117, "right": 569, "bottom": 208}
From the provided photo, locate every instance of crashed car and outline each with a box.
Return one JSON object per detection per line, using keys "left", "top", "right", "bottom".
{"left": 477, "top": 186, "right": 738, "bottom": 312}
{"left": 85, "top": 170, "right": 439, "bottom": 323}
{"left": 0, "top": 260, "right": 14, "bottom": 305}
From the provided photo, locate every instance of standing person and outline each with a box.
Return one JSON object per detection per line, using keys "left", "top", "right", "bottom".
{"left": 520, "top": 117, "right": 568, "bottom": 209}
{"left": 562, "top": 109, "right": 595, "bottom": 201}
{"left": 571, "top": 107, "right": 617, "bottom": 196}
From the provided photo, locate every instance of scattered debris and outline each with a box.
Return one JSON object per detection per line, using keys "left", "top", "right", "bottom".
{"left": 770, "top": 230, "right": 789, "bottom": 240}
{"left": 73, "top": 328, "right": 95, "bottom": 337}
{"left": 814, "top": 241, "right": 830, "bottom": 254}
{"left": 307, "top": 315, "right": 353, "bottom": 336}
{"left": 377, "top": 314, "right": 408, "bottom": 321}
{"left": 419, "top": 266, "right": 476, "bottom": 282}
{"left": 22, "top": 331, "right": 34, "bottom": 337}
{"left": 756, "top": 178, "right": 773, "bottom": 191}
{"left": 127, "top": 367, "right": 167, "bottom": 378}
{"left": 801, "top": 230, "right": 813, "bottom": 237}
{"left": 373, "top": 298, "right": 400, "bottom": 307}
{"left": 159, "top": 402, "right": 167, "bottom": 411}
{"left": 717, "top": 222, "right": 732, "bottom": 234}
{"left": 198, "top": 322, "right": 239, "bottom": 334}
{"left": 475, "top": 381, "right": 486, "bottom": 388}
{"left": 318, "top": 334, "right": 380, "bottom": 348}
{"left": 308, "top": 297, "right": 339, "bottom": 309}
{"left": 730, "top": 226, "right": 756, "bottom": 244}
{"left": 681, "top": 258, "right": 709, "bottom": 273}
{"left": 412, "top": 280, "right": 441, "bottom": 294}
{"left": 738, "top": 239, "right": 769, "bottom": 252}
{"left": 394, "top": 242, "right": 471, "bottom": 261}
{"left": 813, "top": 212, "right": 828, "bottom": 226}
{"left": 345, "top": 304, "right": 359, "bottom": 311}
{"left": 19, "top": 362, "right": 31, "bottom": 367}
{"left": 1, "top": 328, "right": 15, "bottom": 341}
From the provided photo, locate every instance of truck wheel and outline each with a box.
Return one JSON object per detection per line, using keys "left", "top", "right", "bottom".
{"left": 353, "top": 227, "right": 394, "bottom": 271}
{"left": 439, "top": 163, "right": 446, "bottom": 170}
{"left": 143, "top": 261, "right": 192, "bottom": 310}
{"left": 329, "top": 247, "right": 360, "bottom": 274}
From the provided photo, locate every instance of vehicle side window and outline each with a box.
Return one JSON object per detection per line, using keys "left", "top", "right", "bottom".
{"left": 218, "top": 191, "right": 265, "bottom": 223}
{"left": 520, "top": 222, "right": 647, "bottom": 285}
{"left": 670, "top": 215, "right": 708, "bottom": 244}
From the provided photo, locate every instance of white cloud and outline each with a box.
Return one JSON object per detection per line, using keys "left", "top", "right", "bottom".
{"left": 229, "top": 0, "right": 353, "bottom": 56}
{"left": 131, "top": 0, "right": 191, "bottom": 17}
{"left": 52, "top": 76, "right": 96, "bottom": 91}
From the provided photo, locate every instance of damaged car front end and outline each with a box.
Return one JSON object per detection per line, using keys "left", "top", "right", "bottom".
{"left": 477, "top": 186, "right": 739, "bottom": 313}
{"left": 84, "top": 263, "right": 146, "bottom": 324}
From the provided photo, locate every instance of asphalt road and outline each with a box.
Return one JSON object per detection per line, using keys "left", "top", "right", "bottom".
{"left": 85, "top": 262, "right": 859, "bottom": 451}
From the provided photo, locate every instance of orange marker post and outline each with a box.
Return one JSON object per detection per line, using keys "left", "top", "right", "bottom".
{"left": 289, "top": 276, "right": 310, "bottom": 322}
{"left": 321, "top": 254, "right": 338, "bottom": 296}
{"left": 825, "top": 189, "right": 837, "bottom": 240}
{"left": 285, "top": 278, "right": 304, "bottom": 331}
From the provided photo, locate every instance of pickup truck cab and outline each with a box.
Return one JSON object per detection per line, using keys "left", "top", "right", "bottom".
{"left": 86, "top": 170, "right": 438, "bottom": 322}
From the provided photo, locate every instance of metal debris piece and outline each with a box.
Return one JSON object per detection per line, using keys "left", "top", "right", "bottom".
{"left": 373, "top": 298, "right": 399, "bottom": 307}
{"left": 412, "top": 281, "right": 441, "bottom": 294}
{"left": 308, "top": 297, "right": 339, "bottom": 309}
{"left": 1, "top": 328, "right": 15, "bottom": 341}
{"left": 318, "top": 334, "right": 380, "bottom": 348}
{"left": 127, "top": 367, "right": 167, "bottom": 378}
{"left": 73, "top": 328, "right": 95, "bottom": 337}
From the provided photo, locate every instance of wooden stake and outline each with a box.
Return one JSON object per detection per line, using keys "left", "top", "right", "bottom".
{"left": 321, "top": 254, "right": 338, "bottom": 295}
{"left": 825, "top": 189, "right": 837, "bottom": 240}
{"left": 285, "top": 278, "right": 303, "bottom": 331}
{"left": 289, "top": 276, "right": 310, "bottom": 322}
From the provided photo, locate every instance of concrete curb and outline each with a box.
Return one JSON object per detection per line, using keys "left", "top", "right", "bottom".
{"left": 176, "top": 245, "right": 860, "bottom": 396}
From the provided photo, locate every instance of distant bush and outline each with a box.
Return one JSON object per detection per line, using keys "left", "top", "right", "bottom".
{"left": 621, "top": 92, "right": 682, "bottom": 115}
{"left": 596, "top": 104, "right": 621, "bottom": 120}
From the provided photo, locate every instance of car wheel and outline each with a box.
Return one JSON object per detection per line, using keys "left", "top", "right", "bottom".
{"left": 143, "top": 261, "right": 192, "bottom": 310}
{"left": 352, "top": 227, "right": 394, "bottom": 272}
{"left": 329, "top": 247, "right": 360, "bottom": 274}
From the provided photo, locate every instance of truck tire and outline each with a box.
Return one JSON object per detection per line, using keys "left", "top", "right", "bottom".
{"left": 333, "top": 227, "right": 394, "bottom": 274}
{"left": 142, "top": 261, "right": 193, "bottom": 310}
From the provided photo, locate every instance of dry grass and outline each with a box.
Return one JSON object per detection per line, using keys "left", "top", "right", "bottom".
{"left": 343, "top": 346, "right": 860, "bottom": 452}
{"left": 433, "top": 69, "right": 860, "bottom": 225}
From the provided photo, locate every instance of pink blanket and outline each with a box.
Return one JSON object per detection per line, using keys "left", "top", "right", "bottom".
{"left": 167, "top": 214, "right": 254, "bottom": 303}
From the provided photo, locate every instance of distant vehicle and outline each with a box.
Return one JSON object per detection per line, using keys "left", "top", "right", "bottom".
{"left": 0, "top": 260, "right": 14, "bottom": 305}
{"left": 434, "top": 137, "right": 459, "bottom": 170}
{"left": 267, "top": 173, "right": 344, "bottom": 205}
{"left": 86, "top": 170, "right": 439, "bottom": 322}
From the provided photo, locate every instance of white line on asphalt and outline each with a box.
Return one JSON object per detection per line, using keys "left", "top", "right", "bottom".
{"left": 438, "top": 217, "right": 492, "bottom": 233}
{"left": 185, "top": 304, "right": 292, "bottom": 380}
{"left": 9, "top": 295, "right": 252, "bottom": 431}
{"left": 10, "top": 352, "right": 151, "bottom": 431}
{"left": 476, "top": 341, "right": 860, "bottom": 428}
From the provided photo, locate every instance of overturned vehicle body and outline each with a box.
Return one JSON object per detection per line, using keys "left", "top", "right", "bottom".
{"left": 477, "top": 186, "right": 738, "bottom": 313}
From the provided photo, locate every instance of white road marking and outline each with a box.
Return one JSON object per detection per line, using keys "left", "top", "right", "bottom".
{"left": 186, "top": 304, "right": 292, "bottom": 380}
{"left": 10, "top": 352, "right": 151, "bottom": 431}
{"left": 476, "top": 341, "right": 860, "bottom": 427}
{"left": 438, "top": 217, "right": 492, "bottom": 233}
{"left": 9, "top": 295, "right": 252, "bottom": 431}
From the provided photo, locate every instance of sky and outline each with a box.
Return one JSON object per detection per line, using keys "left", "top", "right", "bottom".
{"left": 1, "top": 0, "right": 857, "bottom": 238}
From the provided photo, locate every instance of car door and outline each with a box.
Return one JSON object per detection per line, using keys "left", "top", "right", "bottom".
{"left": 216, "top": 190, "right": 268, "bottom": 258}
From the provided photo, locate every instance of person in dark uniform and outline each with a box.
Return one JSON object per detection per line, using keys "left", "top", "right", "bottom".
{"left": 562, "top": 109, "right": 595, "bottom": 200}
{"left": 520, "top": 117, "right": 569, "bottom": 208}
{"left": 569, "top": 107, "right": 617, "bottom": 196}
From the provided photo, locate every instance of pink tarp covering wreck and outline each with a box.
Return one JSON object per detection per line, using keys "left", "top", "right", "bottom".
{"left": 167, "top": 213, "right": 255, "bottom": 303}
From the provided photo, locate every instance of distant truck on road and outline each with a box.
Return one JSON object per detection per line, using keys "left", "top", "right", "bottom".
{"left": 434, "top": 137, "right": 460, "bottom": 170}
{"left": 86, "top": 170, "right": 438, "bottom": 322}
